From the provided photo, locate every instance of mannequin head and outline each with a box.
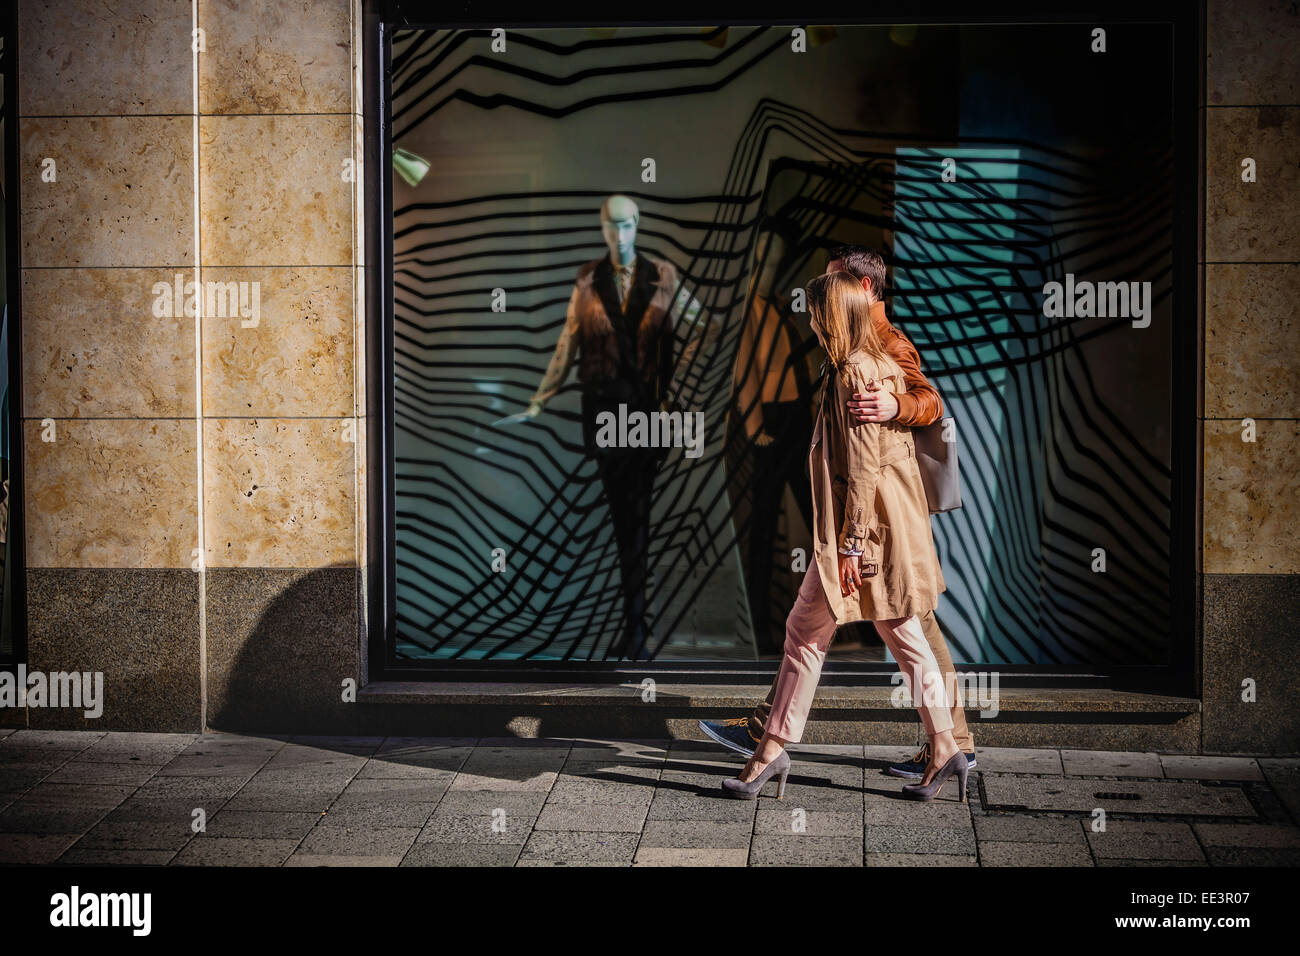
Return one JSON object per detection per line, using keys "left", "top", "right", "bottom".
{"left": 601, "top": 194, "right": 640, "bottom": 266}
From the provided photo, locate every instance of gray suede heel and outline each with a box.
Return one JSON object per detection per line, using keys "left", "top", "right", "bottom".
{"left": 721, "top": 750, "right": 791, "bottom": 800}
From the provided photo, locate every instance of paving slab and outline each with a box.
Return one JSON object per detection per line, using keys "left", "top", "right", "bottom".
{"left": 1086, "top": 821, "right": 1205, "bottom": 861}
{"left": 638, "top": 819, "right": 754, "bottom": 849}
{"left": 1060, "top": 750, "right": 1162, "bottom": 778}
{"left": 546, "top": 776, "right": 657, "bottom": 806}
{"left": 44, "top": 761, "right": 161, "bottom": 787}
{"left": 401, "top": 842, "right": 522, "bottom": 866}
{"left": 635, "top": 847, "right": 748, "bottom": 866}
{"left": 974, "top": 747, "right": 1064, "bottom": 775}
{"left": 1193, "top": 823, "right": 1300, "bottom": 848}
{"left": 286, "top": 735, "right": 383, "bottom": 755}
{"left": 0, "top": 803, "right": 109, "bottom": 833}
{"left": 57, "top": 847, "right": 176, "bottom": 866}
{"left": 864, "top": 795, "right": 973, "bottom": 827}
{"left": 1160, "top": 755, "right": 1263, "bottom": 781}
{"left": 318, "top": 803, "right": 438, "bottom": 829}
{"left": 518, "top": 830, "right": 639, "bottom": 864}
{"left": 153, "top": 755, "right": 268, "bottom": 779}
{"left": 867, "top": 852, "right": 978, "bottom": 866}
{"left": 418, "top": 812, "right": 534, "bottom": 845}
{"left": 18, "top": 781, "right": 136, "bottom": 808}
{"left": 221, "top": 788, "right": 343, "bottom": 813}
{"left": 285, "top": 853, "right": 405, "bottom": 866}
{"left": 333, "top": 776, "right": 453, "bottom": 805}
{"left": 534, "top": 803, "right": 648, "bottom": 833}
{"left": 1096, "top": 857, "right": 1208, "bottom": 867}
{"left": 973, "top": 814, "right": 1085, "bottom": 844}
{"left": 449, "top": 771, "right": 558, "bottom": 792}
{"left": 1203, "top": 846, "right": 1300, "bottom": 866}
{"left": 645, "top": 790, "right": 759, "bottom": 823}
{"left": 981, "top": 776, "right": 1255, "bottom": 816}
{"left": 0, "top": 832, "right": 82, "bottom": 863}
{"left": 377, "top": 736, "right": 479, "bottom": 752}
{"left": 3, "top": 731, "right": 105, "bottom": 752}
{"left": 1259, "top": 759, "right": 1300, "bottom": 824}
{"left": 566, "top": 739, "right": 671, "bottom": 759}
{"left": 76, "top": 734, "right": 196, "bottom": 765}
{"left": 75, "top": 820, "right": 194, "bottom": 851}
{"left": 170, "top": 837, "right": 299, "bottom": 866}
{"left": 296, "top": 824, "right": 420, "bottom": 856}
{"left": 105, "top": 796, "right": 216, "bottom": 825}
{"left": 978, "top": 841, "right": 1095, "bottom": 866}
{"left": 866, "top": 824, "right": 976, "bottom": 855}
{"left": 432, "top": 790, "right": 548, "bottom": 815}
{"left": 356, "top": 755, "right": 465, "bottom": 778}
{"left": 133, "top": 775, "right": 247, "bottom": 800}
{"left": 204, "top": 810, "right": 321, "bottom": 840}
{"left": 756, "top": 807, "right": 862, "bottom": 837}
{"left": 749, "top": 834, "right": 863, "bottom": 867}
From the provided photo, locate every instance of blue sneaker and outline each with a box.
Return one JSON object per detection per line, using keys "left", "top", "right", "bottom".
{"left": 698, "top": 718, "right": 759, "bottom": 757}
{"left": 887, "top": 742, "right": 977, "bottom": 778}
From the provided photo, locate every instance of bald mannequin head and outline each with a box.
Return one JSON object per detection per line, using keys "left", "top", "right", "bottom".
{"left": 601, "top": 194, "right": 640, "bottom": 266}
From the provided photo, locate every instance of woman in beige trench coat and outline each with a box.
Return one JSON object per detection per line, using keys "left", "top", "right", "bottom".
{"left": 720, "top": 271, "right": 968, "bottom": 803}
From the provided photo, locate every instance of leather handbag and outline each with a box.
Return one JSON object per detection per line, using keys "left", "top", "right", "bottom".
{"left": 915, "top": 417, "right": 962, "bottom": 513}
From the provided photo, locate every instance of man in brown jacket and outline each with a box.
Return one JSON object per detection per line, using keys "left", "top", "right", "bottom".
{"left": 701, "top": 244, "right": 975, "bottom": 778}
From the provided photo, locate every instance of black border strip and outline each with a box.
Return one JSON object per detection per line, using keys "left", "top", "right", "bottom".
{"left": 1, "top": 0, "right": 27, "bottom": 672}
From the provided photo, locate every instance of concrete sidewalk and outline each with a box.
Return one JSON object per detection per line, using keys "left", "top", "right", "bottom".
{"left": 1, "top": 729, "right": 1297, "bottom": 866}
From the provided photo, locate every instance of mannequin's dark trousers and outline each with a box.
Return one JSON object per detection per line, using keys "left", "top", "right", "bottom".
{"left": 583, "top": 392, "right": 663, "bottom": 661}
{"left": 747, "top": 400, "right": 814, "bottom": 653}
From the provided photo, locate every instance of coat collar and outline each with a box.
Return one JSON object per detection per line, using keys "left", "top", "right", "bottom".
{"left": 593, "top": 253, "right": 660, "bottom": 323}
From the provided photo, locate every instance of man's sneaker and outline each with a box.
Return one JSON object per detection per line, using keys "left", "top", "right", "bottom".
{"left": 698, "top": 718, "right": 759, "bottom": 757}
{"left": 886, "top": 742, "right": 978, "bottom": 778}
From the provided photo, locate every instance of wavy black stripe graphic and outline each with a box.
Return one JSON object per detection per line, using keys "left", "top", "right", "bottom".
{"left": 387, "top": 25, "right": 1174, "bottom": 665}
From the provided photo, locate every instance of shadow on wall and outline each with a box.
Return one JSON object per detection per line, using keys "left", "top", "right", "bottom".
{"left": 206, "top": 563, "right": 362, "bottom": 735}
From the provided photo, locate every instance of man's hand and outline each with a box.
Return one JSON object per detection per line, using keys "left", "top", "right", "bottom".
{"left": 526, "top": 401, "right": 544, "bottom": 418}
{"left": 838, "top": 552, "right": 862, "bottom": 597}
{"left": 848, "top": 379, "right": 899, "bottom": 423}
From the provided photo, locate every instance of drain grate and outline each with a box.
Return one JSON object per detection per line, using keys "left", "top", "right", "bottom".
{"left": 981, "top": 777, "right": 1255, "bottom": 817}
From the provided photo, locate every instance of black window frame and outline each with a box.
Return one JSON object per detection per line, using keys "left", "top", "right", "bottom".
{"left": 363, "top": 0, "right": 1202, "bottom": 694}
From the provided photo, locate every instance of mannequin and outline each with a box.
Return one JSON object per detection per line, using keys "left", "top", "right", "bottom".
{"left": 527, "top": 195, "right": 682, "bottom": 659}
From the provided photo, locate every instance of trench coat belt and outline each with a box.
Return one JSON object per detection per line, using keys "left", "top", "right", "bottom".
{"left": 877, "top": 439, "right": 915, "bottom": 469}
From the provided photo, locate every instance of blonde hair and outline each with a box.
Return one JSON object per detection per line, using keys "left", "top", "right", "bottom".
{"left": 806, "top": 270, "right": 888, "bottom": 371}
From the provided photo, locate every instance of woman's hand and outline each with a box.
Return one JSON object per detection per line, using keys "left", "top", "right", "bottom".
{"left": 848, "top": 379, "right": 899, "bottom": 423}
{"left": 838, "top": 552, "right": 862, "bottom": 597}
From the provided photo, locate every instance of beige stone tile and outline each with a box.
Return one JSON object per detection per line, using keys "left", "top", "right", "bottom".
{"left": 201, "top": 267, "right": 353, "bottom": 417}
{"left": 1206, "top": 108, "right": 1300, "bottom": 262}
{"left": 1205, "top": 264, "right": 1299, "bottom": 418}
{"left": 1203, "top": 418, "right": 1300, "bottom": 574}
{"left": 1207, "top": 0, "right": 1300, "bottom": 106}
{"left": 22, "top": 268, "right": 197, "bottom": 419}
{"left": 21, "top": 117, "right": 195, "bottom": 268}
{"left": 198, "top": 0, "right": 351, "bottom": 114}
{"left": 199, "top": 115, "right": 352, "bottom": 267}
{"left": 24, "top": 418, "right": 198, "bottom": 569}
{"left": 203, "top": 417, "right": 354, "bottom": 568}
{"left": 18, "top": 0, "right": 193, "bottom": 116}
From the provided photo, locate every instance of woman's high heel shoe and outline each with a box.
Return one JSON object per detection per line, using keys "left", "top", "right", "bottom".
{"left": 901, "top": 750, "right": 969, "bottom": 802}
{"left": 721, "top": 750, "right": 791, "bottom": 800}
